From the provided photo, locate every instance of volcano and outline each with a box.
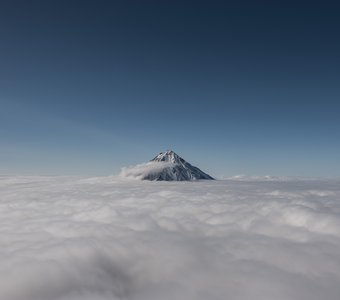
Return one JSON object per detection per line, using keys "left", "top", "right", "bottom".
{"left": 142, "top": 150, "right": 214, "bottom": 181}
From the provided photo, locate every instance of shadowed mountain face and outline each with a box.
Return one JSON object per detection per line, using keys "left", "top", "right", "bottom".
{"left": 143, "top": 150, "right": 214, "bottom": 181}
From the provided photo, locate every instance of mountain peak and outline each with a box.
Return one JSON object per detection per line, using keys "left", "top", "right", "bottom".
{"left": 151, "top": 150, "right": 184, "bottom": 164}
{"left": 145, "top": 150, "right": 214, "bottom": 181}
{"left": 120, "top": 150, "right": 214, "bottom": 181}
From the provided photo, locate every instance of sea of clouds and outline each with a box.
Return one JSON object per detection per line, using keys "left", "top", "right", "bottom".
{"left": 1, "top": 175, "right": 340, "bottom": 300}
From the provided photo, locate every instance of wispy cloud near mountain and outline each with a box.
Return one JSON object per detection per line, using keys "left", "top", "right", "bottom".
{"left": 120, "top": 161, "right": 174, "bottom": 180}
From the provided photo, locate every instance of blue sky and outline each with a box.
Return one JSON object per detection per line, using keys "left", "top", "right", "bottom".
{"left": 1, "top": 0, "right": 339, "bottom": 177}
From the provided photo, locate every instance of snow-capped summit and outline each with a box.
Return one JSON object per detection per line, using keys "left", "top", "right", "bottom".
{"left": 151, "top": 150, "right": 185, "bottom": 164}
{"left": 143, "top": 150, "right": 214, "bottom": 181}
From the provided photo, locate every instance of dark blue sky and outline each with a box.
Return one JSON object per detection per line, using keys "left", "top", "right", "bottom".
{"left": 1, "top": 0, "right": 339, "bottom": 177}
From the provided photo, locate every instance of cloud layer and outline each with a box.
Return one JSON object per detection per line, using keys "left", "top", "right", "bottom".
{"left": 1, "top": 176, "right": 340, "bottom": 300}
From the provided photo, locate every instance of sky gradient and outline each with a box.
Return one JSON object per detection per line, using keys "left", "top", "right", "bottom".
{"left": 1, "top": 0, "right": 340, "bottom": 177}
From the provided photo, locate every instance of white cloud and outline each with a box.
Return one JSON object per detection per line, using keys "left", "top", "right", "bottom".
{"left": 1, "top": 176, "right": 340, "bottom": 299}
{"left": 119, "top": 161, "right": 174, "bottom": 180}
